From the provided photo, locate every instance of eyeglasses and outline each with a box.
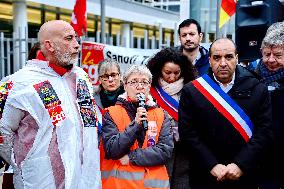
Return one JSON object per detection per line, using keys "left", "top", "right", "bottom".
{"left": 99, "top": 73, "right": 119, "bottom": 81}
{"left": 126, "top": 80, "right": 150, "bottom": 87}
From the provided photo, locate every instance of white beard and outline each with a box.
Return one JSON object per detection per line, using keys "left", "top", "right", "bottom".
{"left": 54, "top": 47, "right": 78, "bottom": 66}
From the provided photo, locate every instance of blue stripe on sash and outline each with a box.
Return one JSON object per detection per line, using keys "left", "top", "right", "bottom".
{"left": 156, "top": 85, "right": 179, "bottom": 112}
{"left": 202, "top": 75, "right": 254, "bottom": 131}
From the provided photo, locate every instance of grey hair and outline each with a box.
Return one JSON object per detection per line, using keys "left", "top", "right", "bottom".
{"left": 123, "top": 65, "right": 152, "bottom": 84}
{"left": 266, "top": 21, "right": 284, "bottom": 35}
{"left": 261, "top": 22, "right": 284, "bottom": 48}
{"left": 98, "top": 59, "right": 121, "bottom": 76}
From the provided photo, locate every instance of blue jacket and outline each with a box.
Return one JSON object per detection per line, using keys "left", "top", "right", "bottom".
{"left": 176, "top": 45, "right": 210, "bottom": 76}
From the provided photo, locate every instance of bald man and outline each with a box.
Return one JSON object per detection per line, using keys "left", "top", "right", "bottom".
{"left": 0, "top": 20, "right": 101, "bottom": 189}
{"left": 178, "top": 38, "right": 272, "bottom": 189}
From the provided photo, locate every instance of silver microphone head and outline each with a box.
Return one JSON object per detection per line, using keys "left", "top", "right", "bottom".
{"left": 136, "top": 93, "right": 146, "bottom": 102}
{"left": 136, "top": 93, "right": 146, "bottom": 108}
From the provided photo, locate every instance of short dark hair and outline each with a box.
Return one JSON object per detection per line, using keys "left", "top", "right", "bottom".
{"left": 178, "top": 19, "right": 202, "bottom": 35}
{"left": 209, "top": 38, "right": 237, "bottom": 56}
{"left": 147, "top": 47, "right": 197, "bottom": 87}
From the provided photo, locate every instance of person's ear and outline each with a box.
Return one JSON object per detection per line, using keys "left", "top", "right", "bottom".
{"left": 199, "top": 33, "right": 203, "bottom": 42}
{"left": 44, "top": 40, "right": 55, "bottom": 52}
{"left": 98, "top": 78, "right": 102, "bottom": 85}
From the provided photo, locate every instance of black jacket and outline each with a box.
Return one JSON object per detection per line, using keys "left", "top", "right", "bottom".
{"left": 178, "top": 65, "right": 273, "bottom": 188}
{"left": 256, "top": 63, "right": 284, "bottom": 177}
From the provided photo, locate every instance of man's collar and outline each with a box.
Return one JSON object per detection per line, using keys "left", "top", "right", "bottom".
{"left": 36, "top": 50, "right": 70, "bottom": 76}
{"left": 48, "top": 63, "right": 70, "bottom": 76}
{"left": 193, "top": 51, "right": 201, "bottom": 65}
{"left": 213, "top": 71, "right": 236, "bottom": 87}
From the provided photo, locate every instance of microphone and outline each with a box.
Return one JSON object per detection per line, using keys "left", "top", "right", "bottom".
{"left": 136, "top": 93, "right": 148, "bottom": 130}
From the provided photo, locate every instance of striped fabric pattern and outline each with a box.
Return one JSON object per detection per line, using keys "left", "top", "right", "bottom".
{"left": 192, "top": 75, "right": 253, "bottom": 142}
{"left": 219, "top": 0, "right": 237, "bottom": 28}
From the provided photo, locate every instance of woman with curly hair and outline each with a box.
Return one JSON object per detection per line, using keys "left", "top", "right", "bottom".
{"left": 147, "top": 47, "right": 197, "bottom": 189}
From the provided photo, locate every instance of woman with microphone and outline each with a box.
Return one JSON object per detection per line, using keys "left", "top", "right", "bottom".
{"left": 101, "top": 65, "right": 173, "bottom": 189}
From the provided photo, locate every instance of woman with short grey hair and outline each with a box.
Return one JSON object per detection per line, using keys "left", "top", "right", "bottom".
{"left": 122, "top": 64, "right": 153, "bottom": 84}
{"left": 101, "top": 65, "right": 173, "bottom": 189}
{"left": 94, "top": 59, "right": 124, "bottom": 109}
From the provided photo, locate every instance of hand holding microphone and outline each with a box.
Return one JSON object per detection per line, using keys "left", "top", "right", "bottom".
{"left": 135, "top": 93, "right": 148, "bottom": 130}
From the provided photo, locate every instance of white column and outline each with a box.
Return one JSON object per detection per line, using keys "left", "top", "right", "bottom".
{"left": 144, "top": 29, "right": 148, "bottom": 49}
{"left": 13, "top": 0, "right": 28, "bottom": 72}
{"left": 174, "top": 22, "right": 179, "bottom": 46}
{"left": 158, "top": 23, "right": 163, "bottom": 49}
{"left": 151, "top": 36, "right": 156, "bottom": 49}
{"left": 120, "top": 23, "right": 130, "bottom": 48}
{"left": 137, "top": 37, "right": 141, "bottom": 49}
{"left": 180, "top": 0, "right": 190, "bottom": 22}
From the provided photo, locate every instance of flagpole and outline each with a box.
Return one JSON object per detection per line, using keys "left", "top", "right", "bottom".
{"left": 216, "top": 0, "right": 221, "bottom": 39}
{"left": 100, "top": 0, "right": 106, "bottom": 44}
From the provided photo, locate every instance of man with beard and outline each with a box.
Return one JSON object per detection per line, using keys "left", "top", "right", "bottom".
{"left": 177, "top": 19, "right": 209, "bottom": 76}
{"left": 178, "top": 38, "right": 272, "bottom": 189}
{"left": 0, "top": 20, "right": 101, "bottom": 189}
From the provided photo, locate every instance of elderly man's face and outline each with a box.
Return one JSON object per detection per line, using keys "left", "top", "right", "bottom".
{"left": 210, "top": 39, "right": 238, "bottom": 85}
{"left": 262, "top": 46, "right": 284, "bottom": 72}
{"left": 52, "top": 23, "right": 80, "bottom": 67}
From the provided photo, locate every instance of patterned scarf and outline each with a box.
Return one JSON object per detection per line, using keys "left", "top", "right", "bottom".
{"left": 259, "top": 61, "right": 284, "bottom": 86}
{"left": 159, "top": 77, "right": 184, "bottom": 102}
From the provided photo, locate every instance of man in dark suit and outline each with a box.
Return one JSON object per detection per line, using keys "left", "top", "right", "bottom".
{"left": 178, "top": 38, "right": 273, "bottom": 189}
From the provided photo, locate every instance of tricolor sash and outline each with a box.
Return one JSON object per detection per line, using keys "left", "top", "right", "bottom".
{"left": 192, "top": 74, "right": 254, "bottom": 142}
{"left": 150, "top": 86, "right": 179, "bottom": 121}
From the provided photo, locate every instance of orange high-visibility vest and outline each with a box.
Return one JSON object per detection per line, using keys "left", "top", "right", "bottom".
{"left": 101, "top": 105, "right": 170, "bottom": 189}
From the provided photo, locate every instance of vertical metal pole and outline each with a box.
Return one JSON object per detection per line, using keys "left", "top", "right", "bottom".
{"left": 7, "top": 38, "right": 11, "bottom": 75}
{"left": 130, "top": 30, "right": 134, "bottom": 48}
{"left": 0, "top": 33, "right": 4, "bottom": 78}
{"left": 174, "top": 22, "right": 178, "bottom": 47}
{"left": 25, "top": 27, "right": 28, "bottom": 62}
{"left": 18, "top": 27, "right": 23, "bottom": 69}
{"left": 100, "top": 0, "right": 105, "bottom": 44}
{"left": 216, "top": 0, "right": 221, "bottom": 39}
{"left": 96, "top": 31, "right": 101, "bottom": 43}
{"left": 158, "top": 23, "right": 162, "bottom": 49}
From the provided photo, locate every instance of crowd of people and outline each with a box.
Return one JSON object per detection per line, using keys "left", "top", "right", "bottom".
{"left": 0, "top": 17, "right": 283, "bottom": 189}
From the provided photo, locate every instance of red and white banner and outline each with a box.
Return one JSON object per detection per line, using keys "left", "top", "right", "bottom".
{"left": 71, "top": 0, "right": 87, "bottom": 36}
{"left": 81, "top": 41, "right": 158, "bottom": 89}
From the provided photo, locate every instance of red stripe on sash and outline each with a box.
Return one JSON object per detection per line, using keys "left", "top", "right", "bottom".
{"left": 192, "top": 80, "right": 249, "bottom": 142}
{"left": 150, "top": 87, "right": 178, "bottom": 121}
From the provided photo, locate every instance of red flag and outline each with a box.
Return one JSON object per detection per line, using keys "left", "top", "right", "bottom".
{"left": 71, "top": 0, "right": 87, "bottom": 36}
{"left": 219, "top": 0, "right": 237, "bottom": 28}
